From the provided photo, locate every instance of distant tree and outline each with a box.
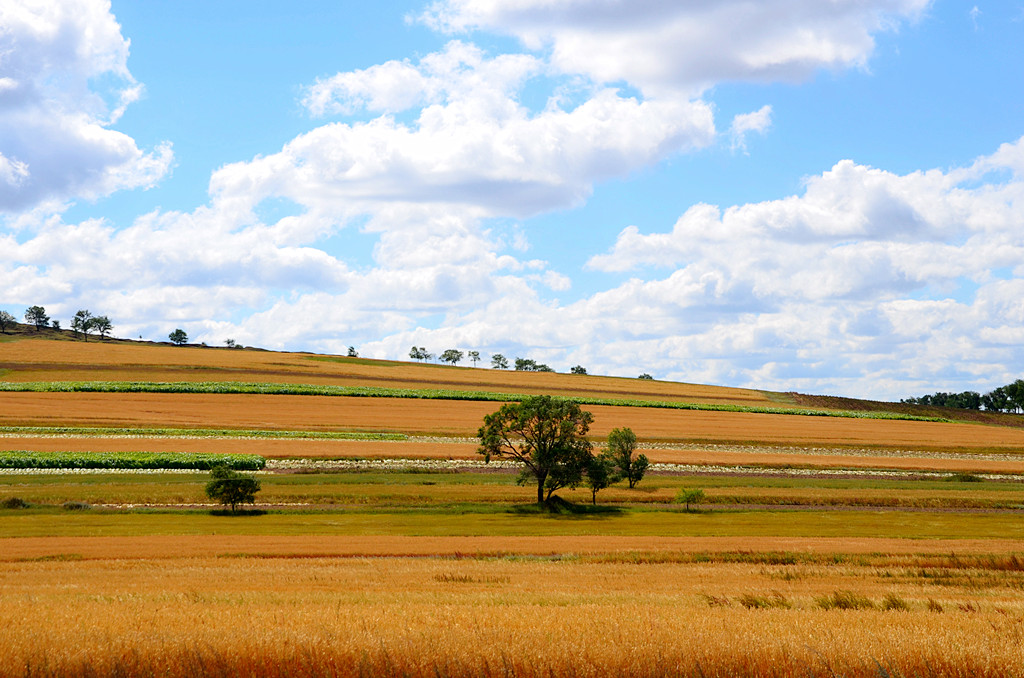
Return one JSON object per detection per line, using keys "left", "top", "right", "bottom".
{"left": 225, "top": 338, "right": 237, "bottom": 348}
{"left": 51, "top": 320, "right": 61, "bottom": 331}
{"left": 92, "top": 316, "right": 112, "bottom": 340}
{"left": 422, "top": 351, "right": 434, "bottom": 362}
{"left": 491, "top": 353, "right": 509, "bottom": 370}
{"left": 478, "top": 395, "right": 594, "bottom": 504}
{"left": 606, "top": 427, "right": 648, "bottom": 489}
{"left": 515, "top": 357, "right": 534, "bottom": 371}
{"left": 71, "top": 309, "right": 93, "bottom": 340}
{"left": 638, "top": 373, "right": 653, "bottom": 380}
{"left": 676, "top": 488, "right": 705, "bottom": 512}
{"left": 585, "top": 452, "right": 617, "bottom": 505}
{"left": 205, "top": 465, "right": 261, "bottom": 513}
{"left": 440, "top": 349, "right": 464, "bottom": 366}
{"left": 570, "top": 365, "right": 588, "bottom": 375}
{"left": 410, "top": 346, "right": 428, "bottom": 362}
{"left": 0, "top": 310, "right": 14, "bottom": 334}
{"left": 468, "top": 350, "right": 480, "bottom": 367}
{"left": 168, "top": 329, "right": 188, "bottom": 345}
{"left": 25, "top": 306, "right": 49, "bottom": 332}
{"left": 347, "top": 346, "right": 359, "bottom": 357}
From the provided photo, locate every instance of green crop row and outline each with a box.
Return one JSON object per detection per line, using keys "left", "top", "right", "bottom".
{"left": 0, "top": 426, "right": 407, "bottom": 441}
{"left": 0, "top": 450, "right": 266, "bottom": 470}
{"left": 0, "top": 381, "right": 951, "bottom": 423}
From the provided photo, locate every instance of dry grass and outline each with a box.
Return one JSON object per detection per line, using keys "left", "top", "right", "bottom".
{"left": 2, "top": 555, "right": 1023, "bottom": 677}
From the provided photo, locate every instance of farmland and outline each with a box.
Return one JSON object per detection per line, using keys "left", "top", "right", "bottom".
{"left": 2, "top": 336, "right": 1024, "bottom": 676}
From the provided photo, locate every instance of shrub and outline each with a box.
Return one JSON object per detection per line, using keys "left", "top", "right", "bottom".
{"left": 737, "top": 591, "right": 791, "bottom": 609}
{"left": 62, "top": 501, "right": 92, "bottom": 511}
{"left": 1, "top": 497, "right": 29, "bottom": 509}
{"left": 881, "top": 593, "right": 910, "bottom": 611}
{"left": 945, "top": 472, "right": 983, "bottom": 483}
{"left": 675, "top": 488, "right": 705, "bottom": 512}
{"left": 815, "top": 590, "right": 874, "bottom": 610}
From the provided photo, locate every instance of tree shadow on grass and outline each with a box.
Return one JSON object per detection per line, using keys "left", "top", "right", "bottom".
{"left": 508, "top": 495, "right": 623, "bottom": 517}
{"left": 208, "top": 509, "right": 267, "bottom": 517}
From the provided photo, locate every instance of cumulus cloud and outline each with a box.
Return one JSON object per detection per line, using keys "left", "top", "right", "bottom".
{"left": 0, "top": 0, "right": 171, "bottom": 211}
{"left": 220, "top": 41, "right": 715, "bottom": 225}
{"left": 571, "top": 138, "right": 1024, "bottom": 397}
{"left": 421, "top": 0, "right": 930, "bottom": 95}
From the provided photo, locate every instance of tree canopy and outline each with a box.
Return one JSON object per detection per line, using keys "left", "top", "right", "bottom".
{"left": 0, "top": 311, "right": 14, "bottom": 334}
{"left": 606, "top": 427, "right": 648, "bottom": 489}
{"left": 24, "top": 306, "right": 48, "bottom": 332}
{"left": 491, "top": 353, "right": 509, "bottom": 369}
{"left": 440, "top": 349, "right": 464, "bottom": 366}
{"left": 168, "top": 329, "right": 188, "bottom": 345}
{"left": 205, "top": 465, "right": 261, "bottom": 512}
{"left": 478, "top": 395, "right": 594, "bottom": 504}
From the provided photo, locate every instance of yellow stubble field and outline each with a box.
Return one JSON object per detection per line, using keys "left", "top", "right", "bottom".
{"left": 3, "top": 552, "right": 1024, "bottom": 677}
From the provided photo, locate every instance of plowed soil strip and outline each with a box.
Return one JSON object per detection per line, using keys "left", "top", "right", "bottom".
{"left": 3, "top": 392, "right": 1024, "bottom": 449}
{"left": 4, "top": 535, "right": 1024, "bottom": 561}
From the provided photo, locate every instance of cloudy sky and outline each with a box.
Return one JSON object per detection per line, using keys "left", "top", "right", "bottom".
{"left": 2, "top": 0, "right": 1023, "bottom": 400}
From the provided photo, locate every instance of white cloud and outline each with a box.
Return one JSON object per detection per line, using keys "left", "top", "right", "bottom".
{"left": 730, "top": 105, "right": 773, "bottom": 153}
{"left": 0, "top": 0, "right": 171, "bottom": 211}
{"left": 422, "top": 0, "right": 930, "bottom": 95}
{"left": 218, "top": 42, "right": 715, "bottom": 226}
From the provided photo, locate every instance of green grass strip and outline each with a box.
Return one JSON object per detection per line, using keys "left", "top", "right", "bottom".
{"left": 0, "top": 450, "right": 265, "bottom": 471}
{"left": 0, "top": 381, "right": 951, "bottom": 423}
{"left": 0, "top": 426, "right": 407, "bottom": 441}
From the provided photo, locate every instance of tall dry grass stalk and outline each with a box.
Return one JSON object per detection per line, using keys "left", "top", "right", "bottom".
{"left": 2, "top": 556, "right": 1023, "bottom": 677}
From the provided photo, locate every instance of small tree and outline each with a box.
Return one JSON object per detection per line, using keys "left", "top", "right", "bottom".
{"left": 478, "top": 395, "right": 594, "bottom": 504}
{"left": 607, "top": 427, "right": 649, "bottom": 489}
{"left": 676, "top": 488, "right": 705, "bottom": 512}
{"left": 0, "top": 310, "right": 14, "bottom": 334}
{"left": 491, "top": 353, "right": 509, "bottom": 369}
{"left": 638, "top": 373, "right": 653, "bottom": 380}
{"left": 570, "top": 365, "right": 588, "bottom": 375}
{"left": 92, "top": 316, "right": 112, "bottom": 340}
{"left": 25, "top": 306, "right": 49, "bottom": 332}
{"left": 347, "top": 346, "right": 359, "bottom": 357}
{"left": 440, "top": 349, "right": 464, "bottom": 366}
{"left": 51, "top": 320, "right": 61, "bottom": 331}
{"left": 205, "top": 465, "right": 261, "bottom": 512}
{"left": 586, "top": 452, "right": 617, "bottom": 505}
{"left": 468, "top": 350, "right": 480, "bottom": 367}
{"left": 410, "top": 346, "right": 427, "bottom": 361}
{"left": 168, "top": 328, "right": 188, "bottom": 345}
{"left": 72, "top": 309, "right": 93, "bottom": 340}
{"left": 225, "top": 338, "right": 237, "bottom": 348}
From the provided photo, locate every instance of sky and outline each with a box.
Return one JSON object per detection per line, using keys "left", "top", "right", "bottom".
{"left": 2, "top": 0, "right": 1023, "bottom": 401}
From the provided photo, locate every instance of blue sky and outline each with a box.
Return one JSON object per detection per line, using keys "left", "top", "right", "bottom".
{"left": 2, "top": 0, "right": 1023, "bottom": 400}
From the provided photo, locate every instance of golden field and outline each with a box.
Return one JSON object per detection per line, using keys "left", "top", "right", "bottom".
{"left": 3, "top": 554, "right": 1024, "bottom": 677}
{"left": 3, "top": 334, "right": 1024, "bottom": 676}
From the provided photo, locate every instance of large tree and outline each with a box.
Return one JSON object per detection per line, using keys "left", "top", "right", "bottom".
{"left": 478, "top": 395, "right": 594, "bottom": 504}
{"left": 24, "top": 306, "right": 49, "bottom": 332}
{"left": 205, "top": 465, "right": 261, "bottom": 513}
{"left": 168, "top": 328, "right": 188, "bottom": 345}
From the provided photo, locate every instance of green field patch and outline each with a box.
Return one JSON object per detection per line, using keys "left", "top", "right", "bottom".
{"left": 2, "top": 508, "right": 1023, "bottom": 540}
{"left": 0, "top": 380, "right": 952, "bottom": 423}
{"left": 0, "top": 450, "right": 265, "bottom": 471}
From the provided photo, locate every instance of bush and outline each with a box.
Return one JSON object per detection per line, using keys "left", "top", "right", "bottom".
{"left": 945, "top": 472, "right": 983, "bottom": 483}
{"left": 1, "top": 497, "right": 29, "bottom": 509}
{"left": 62, "top": 501, "right": 92, "bottom": 511}
{"left": 675, "top": 488, "right": 705, "bottom": 512}
{"left": 815, "top": 590, "right": 874, "bottom": 610}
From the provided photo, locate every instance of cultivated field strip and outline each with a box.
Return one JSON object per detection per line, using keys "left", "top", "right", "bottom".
{"left": 5, "top": 435, "right": 1024, "bottom": 474}
{"left": 2, "top": 391, "right": 1023, "bottom": 449}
